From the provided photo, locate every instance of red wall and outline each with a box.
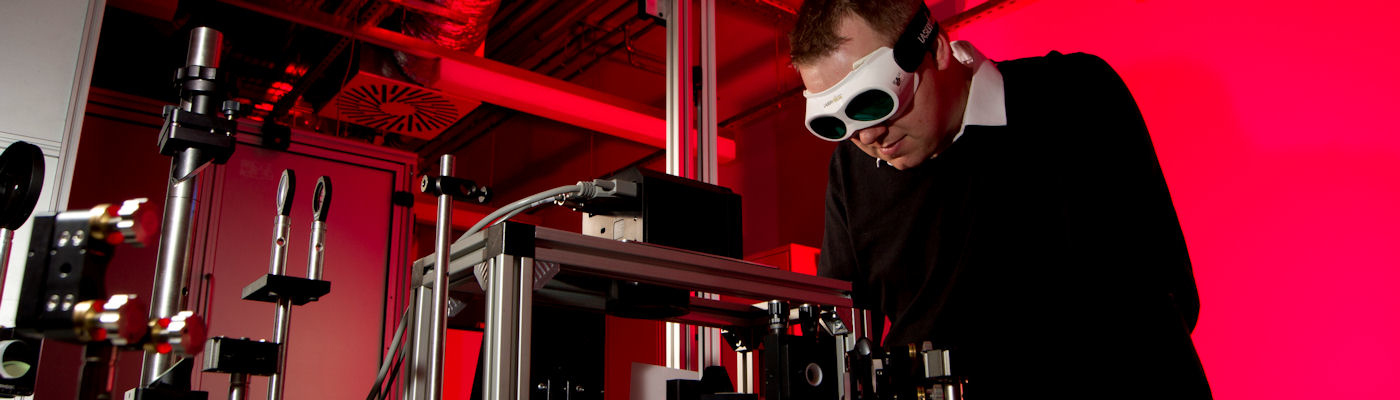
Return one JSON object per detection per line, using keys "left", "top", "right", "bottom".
{"left": 950, "top": 0, "right": 1400, "bottom": 398}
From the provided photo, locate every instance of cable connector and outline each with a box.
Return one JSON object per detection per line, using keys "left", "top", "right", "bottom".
{"left": 556, "top": 179, "right": 638, "bottom": 209}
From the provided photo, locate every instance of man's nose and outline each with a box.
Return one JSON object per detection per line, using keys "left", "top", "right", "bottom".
{"left": 854, "top": 125, "right": 888, "bottom": 145}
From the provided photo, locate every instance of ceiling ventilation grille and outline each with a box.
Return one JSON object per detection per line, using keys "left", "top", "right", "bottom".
{"left": 318, "top": 72, "right": 479, "bottom": 140}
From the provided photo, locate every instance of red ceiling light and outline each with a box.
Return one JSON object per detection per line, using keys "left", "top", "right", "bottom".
{"left": 283, "top": 64, "right": 308, "bottom": 77}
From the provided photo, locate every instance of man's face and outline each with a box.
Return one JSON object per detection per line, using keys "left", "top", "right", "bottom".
{"left": 798, "top": 15, "right": 946, "bottom": 170}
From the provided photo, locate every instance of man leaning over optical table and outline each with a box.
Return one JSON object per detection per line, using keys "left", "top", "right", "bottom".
{"left": 791, "top": 0, "right": 1212, "bottom": 398}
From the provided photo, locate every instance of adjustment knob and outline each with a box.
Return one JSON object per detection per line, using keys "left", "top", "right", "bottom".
{"left": 114, "top": 198, "right": 157, "bottom": 246}
{"left": 222, "top": 99, "right": 244, "bottom": 119}
{"left": 146, "top": 311, "right": 206, "bottom": 357}
{"left": 74, "top": 294, "right": 149, "bottom": 346}
{"left": 91, "top": 198, "right": 157, "bottom": 247}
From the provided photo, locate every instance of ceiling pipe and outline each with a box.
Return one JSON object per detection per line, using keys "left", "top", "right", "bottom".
{"left": 389, "top": 0, "right": 489, "bottom": 24}
{"left": 399, "top": 0, "right": 499, "bottom": 53}
{"left": 267, "top": 0, "right": 395, "bottom": 119}
{"left": 432, "top": 47, "right": 735, "bottom": 161}
{"left": 421, "top": 3, "right": 654, "bottom": 166}
{"left": 395, "top": 0, "right": 499, "bottom": 86}
{"left": 416, "top": 0, "right": 638, "bottom": 159}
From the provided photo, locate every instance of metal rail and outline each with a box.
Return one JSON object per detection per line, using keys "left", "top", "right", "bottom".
{"left": 412, "top": 223, "right": 850, "bottom": 400}
{"left": 420, "top": 226, "right": 850, "bottom": 308}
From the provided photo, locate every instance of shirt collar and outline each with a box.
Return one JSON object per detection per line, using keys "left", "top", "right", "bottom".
{"left": 944, "top": 40, "right": 1007, "bottom": 148}
{"left": 878, "top": 41, "right": 1007, "bottom": 167}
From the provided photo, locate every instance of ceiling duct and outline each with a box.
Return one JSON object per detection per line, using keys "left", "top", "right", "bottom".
{"left": 318, "top": 0, "right": 498, "bottom": 140}
{"left": 317, "top": 70, "right": 480, "bottom": 140}
{"left": 395, "top": 0, "right": 500, "bottom": 86}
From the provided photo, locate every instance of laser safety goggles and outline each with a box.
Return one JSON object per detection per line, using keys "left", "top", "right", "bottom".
{"left": 802, "top": 5, "right": 939, "bottom": 141}
{"left": 803, "top": 47, "right": 920, "bottom": 141}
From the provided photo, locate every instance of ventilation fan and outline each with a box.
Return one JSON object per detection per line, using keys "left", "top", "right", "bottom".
{"left": 318, "top": 72, "right": 480, "bottom": 140}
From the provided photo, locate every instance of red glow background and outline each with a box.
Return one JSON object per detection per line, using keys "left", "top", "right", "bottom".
{"left": 438, "top": 1, "right": 1400, "bottom": 399}
{"left": 952, "top": 0, "right": 1400, "bottom": 398}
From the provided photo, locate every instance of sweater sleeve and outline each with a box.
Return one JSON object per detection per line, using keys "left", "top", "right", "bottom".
{"left": 1058, "top": 53, "right": 1201, "bottom": 333}
{"left": 819, "top": 146, "right": 857, "bottom": 281}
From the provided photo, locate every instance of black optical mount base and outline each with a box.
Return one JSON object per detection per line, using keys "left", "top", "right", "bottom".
{"left": 157, "top": 63, "right": 243, "bottom": 167}
{"left": 125, "top": 387, "right": 209, "bottom": 400}
{"left": 203, "top": 336, "right": 279, "bottom": 376}
{"left": 158, "top": 106, "right": 238, "bottom": 165}
{"left": 125, "top": 358, "right": 209, "bottom": 400}
{"left": 240, "top": 274, "right": 331, "bottom": 306}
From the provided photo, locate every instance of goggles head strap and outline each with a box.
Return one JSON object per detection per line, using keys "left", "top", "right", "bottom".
{"left": 893, "top": 4, "right": 939, "bottom": 73}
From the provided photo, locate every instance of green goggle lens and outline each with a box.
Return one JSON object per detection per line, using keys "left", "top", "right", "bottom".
{"left": 845, "top": 90, "right": 896, "bottom": 121}
{"left": 808, "top": 116, "right": 847, "bottom": 140}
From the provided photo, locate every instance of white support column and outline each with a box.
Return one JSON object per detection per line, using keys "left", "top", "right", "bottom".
{"left": 666, "top": 0, "right": 725, "bottom": 373}
{"left": 698, "top": 0, "right": 720, "bottom": 185}
{"left": 696, "top": 0, "right": 725, "bottom": 371}
{"left": 665, "top": 0, "right": 695, "bottom": 179}
{"left": 664, "top": 0, "right": 696, "bottom": 372}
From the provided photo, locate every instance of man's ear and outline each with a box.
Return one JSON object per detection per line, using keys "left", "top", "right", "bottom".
{"left": 933, "top": 31, "right": 953, "bottom": 71}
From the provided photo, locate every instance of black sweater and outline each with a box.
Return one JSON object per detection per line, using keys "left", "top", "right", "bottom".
{"left": 819, "top": 52, "right": 1211, "bottom": 398}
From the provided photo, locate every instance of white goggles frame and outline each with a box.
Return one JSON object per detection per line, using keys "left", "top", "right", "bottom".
{"left": 802, "top": 46, "right": 920, "bottom": 141}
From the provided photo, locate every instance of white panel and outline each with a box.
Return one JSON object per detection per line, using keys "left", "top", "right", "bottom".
{"left": 0, "top": 0, "right": 104, "bottom": 334}
{"left": 0, "top": 0, "right": 96, "bottom": 145}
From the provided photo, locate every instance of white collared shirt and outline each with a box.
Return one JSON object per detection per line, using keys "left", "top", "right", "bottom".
{"left": 934, "top": 40, "right": 1007, "bottom": 157}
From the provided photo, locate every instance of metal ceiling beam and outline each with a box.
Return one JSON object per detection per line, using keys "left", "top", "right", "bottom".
{"left": 433, "top": 49, "right": 735, "bottom": 161}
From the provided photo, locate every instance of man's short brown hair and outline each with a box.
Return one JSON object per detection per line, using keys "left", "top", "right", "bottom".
{"left": 789, "top": 0, "right": 923, "bottom": 66}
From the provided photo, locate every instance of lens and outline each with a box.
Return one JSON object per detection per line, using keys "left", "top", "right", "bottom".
{"left": 845, "top": 90, "right": 895, "bottom": 121}
{"left": 809, "top": 116, "right": 847, "bottom": 140}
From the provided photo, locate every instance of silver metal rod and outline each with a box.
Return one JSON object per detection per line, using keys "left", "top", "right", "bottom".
{"left": 856, "top": 307, "right": 868, "bottom": 342}
{"left": 698, "top": 292, "right": 722, "bottom": 369}
{"left": 698, "top": 0, "right": 719, "bottom": 184}
{"left": 515, "top": 256, "right": 532, "bottom": 400}
{"left": 228, "top": 372, "right": 248, "bottom": 400}
{"left": 737, "top": 352, "right": 754, "bottom": 393}
{"left": 141, "top": 147, "right": 204, "bottom": 384}
{"left": 268, "top": 297, "right": 292, "bottom": 400}
{"left": 186, "top": 27, "right": 224, "bottom": 68}
{"left": 408, "top": 284, "right": 430, "bottom": 400}
{"left": 425, "top": 155, "right": 454, "bottom": 400}
{"left": 483, "top": 254, "right": 532, "bottom": 400}
{"left": 664, "top": 0, "right": 694, "bottom": 368}
{"left": 0, "top": 228, "right": 12, "bottom": 300}
{"left": 664, "top": 0, "right": 693, "bottom": 178}
{"left": 270, "top": 215, "right": 291, "bottom": 275}
{"left": 306, "top": 221, "right": 327, "bottom": 280}
{"left": 267, "top": 186, "right": 297, "bottom": 400}
{"left": 665, "top": 322, "right": 680, "bottom": 369}
{"left": 835, "top": 330, "right": 847, "bottom": 398}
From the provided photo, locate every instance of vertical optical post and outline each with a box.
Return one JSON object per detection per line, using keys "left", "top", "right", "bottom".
{"left": 482, "top": 251, "right": 532, "bottom": 400}
{"left": 222, "top": 171, "right": 330, "bottom": 400}
{"left": 410, "top": 155, "right": 456, "bottom": 399}
{"left": 426, "top": 155, "right": 452, "bottom": 400}
{"left": 267, "top": 170, "right": 296, "bottom": 400}
{"left": 306, "top": 176, "right": 332, "bottom": 281}
{"left": 143, "top": 26, "right": 240, "bottom": 384}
